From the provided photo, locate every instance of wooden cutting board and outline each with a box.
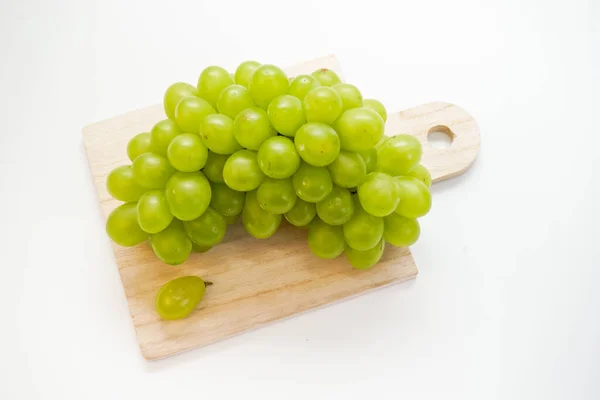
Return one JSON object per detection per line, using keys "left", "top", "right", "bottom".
{"left": 83, "top": 55, "right": 480, "bottom": 360}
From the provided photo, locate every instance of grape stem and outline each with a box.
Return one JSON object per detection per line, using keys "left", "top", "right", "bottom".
{"left": 204, "top": 281, "right": 213, "bottom": 287}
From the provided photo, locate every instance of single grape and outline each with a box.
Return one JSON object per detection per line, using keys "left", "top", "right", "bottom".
{"left": 164, "top": 82, "right": 198, "bottom": 120}
{"left": 192, "top": 243, "right": 212, "bottom": 253}
{"left": 155, "top": 276, "right": 207, "bottom": 320}
{"left": 343, "top": 205, "right": 384, "bottom": 250}
{"left": 248, "top": 64, "right": 289, "bottom": 109}
{"left": 257, "top": 136, "right": 300, "bottom": 179}
{"left": 199, "top": 114, "right": 241, "bottom": 155}
{"left": 132, "top": 153, "right": 175, "bottom": 189}
{"left": 234, "top": 61, "right": 261, "bottom": 88}
{"left": 384, "top": 213, "right": 420, "bottom": 247}
{"left": 136, "top": 190, "right": 173, "bottom": 234}
{"left": 311, "top": 68, "right": 342, "bottom": 86}
{"left": 284, "top": 198, "right": 316, "bottom": 227}
{"left": 267, "top": 94, "right": 305, "bottom": 137}
{"left": 308, "top": 218, "right": 345, "bottom": 259}
{"left": 165, "top": 171, "right": 211, "bottom": 221}
{"left": 106, "top": 165, "right": 146, "bottom": 202}
{"left": 196, "top": 66, "right": 234, "bottom": 108}
{"left": 184, "top": 207, "right": 227, "bottom": 247}
{"left": 127, "top": 132, "right": 152, "bottom": 162}
{"left": 150, "top": 119, "right": 182, "bottom": 156}
{"left": 345, "top": 239, "right": 385, "bottom": 270}
{"left": 203, "top": 151, "right": 228, "bottom": 183}
{"left": 217, "top": 84, "right": 255, "bottom": 118}
{"left": 174, "top": 96, "right": 216, "bottom": 133}
{"left": 334, "top": 108, "right": 384, "bottom": 152}
{"left": 292, "top": 163, "right": 333, "bottom": 203}
{"left": 358, "top": 148, "right": 377, "bottom": 173}
{"left": 232, "top": 107, "right": 276, "bottom": 150}
{"left": 303, "top": 87, "right": 342, "bottom": 125}
{"left": 327, "top": 151, "right": 367, "bottom": 188}
{"left": 394, "top": 176, "right": 432, "bottom": 218}
{"left": 363, "top": 98, "right": 388, "bottom": 122}
{"left": 407, "top": 164, "right": 432, "bottom": 188}
{"left": 316, "top": 186, "right": 354, "bottom": 225}
{"left": 332, "top": 83, "right": 363, "bottom": 111}
{"left": 210, "top": 182, "right": 245, "bottom": 217}
{"left": 106, "top": 203, "right": 148, "bottom": 247}
{"left": 288, "top": 75, "right": 321, "bottom": 100}
{"left": 150, "top": 220, "right": 192, "bottom": 265}
{"left": 257, "top": 177, "right": 297, "bottom": 214}
{"left": 167, "top": 133, "right": 208, "bottom": 172}
{"left": 223, "top": 149, "right": 265, "bottom": 191}
{"left": 377, "top": 134, "right": 423, "bottom": 176}
{"left": 357, "top": 172, "right": 399, "bottom": 217}
{"left": 295, "top": 123, "right": 340, "bottom": 166}
{"left": 242, "top": 190, "right": 282, "bottom": 239}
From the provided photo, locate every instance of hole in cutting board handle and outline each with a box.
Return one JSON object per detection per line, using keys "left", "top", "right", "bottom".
{"left": 427, "top": 125, "right": 454, "bottom": 149}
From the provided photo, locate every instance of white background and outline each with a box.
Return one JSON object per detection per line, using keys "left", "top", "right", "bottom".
{"left": 1, "top": 0, "right": 599, "bottom": 399}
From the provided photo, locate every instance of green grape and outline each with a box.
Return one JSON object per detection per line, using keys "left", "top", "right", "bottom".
{"left": 165, "top": 171, "right": 211, "bottom": 221}
{"left": 267, "top": 95, "right": 305, "bottom": 137}
{"left": 332, "top": 83, "right": 363, "bottom": 111}
{"left": 127, "top": 132, "right": 152, "bottom": 161}
{"left": 174, "top": 96, "right": 215, "bottom": 133}
{"left": 150, "top": 220, "right": 192, "bottom": 265}
{"left": 394, "top": 176, "right": 432, "bottom": 218}
{"left": 257, "top": 136, "right": 300, "bottom": 179}
{"left": 106, "top": 203, "right": 148, "bottom": 247}
{"left": 292, "top": 163, "right": 333, "bottom": 202}
{"left": 155, "top": 276, "right": 207, "bottom": 320}
{"left": 327, "top": 151, "right": 367, "bottom": 188}
{"left": 248, "top": 64, "right": 289, "bottom": 109}
{"left": 345, "top": 239, "right": 385, "bottom": 270}
{"left": 224, "top": 214, "right": 238, "bottom": 225}
{"left": 196, "top": 66, "right": 234, "bottom": 108}
{"left": 242, "top": 190, "right": 282, "bottom": 239}
{"left": 408, "top": 164, "right": 432, "bottom": 188}
{"left": 210, "top": 182, "right": 245, "bottom": 216}
{"left": 334, "top": 108, "right": 384, "bottom": 152}
{"left": 284, "top": 198, "right": 316, "bottom": 227}
{"left": 167, "top": 133, "right": 208, "bottom": 172}
{"left": 358, "top": 148, "right": 377, "bottom": 173}
{"left": 150, "top": 119, "right": 182, "bottom": 156}
{"left": 192, "top": 243, "right": 212, "bottom": 253}
{"left": 303, "top": 87, "right": 342, "bottom": 125}
{"left": 232, "top": 107, "right": 276, "bottom": 150}
{"left": 384, "top": 213, "right": 420, "bottom": 247}
{"left": 316, "top": 186, "right": 354, "bottom": 225}
{"left": 308, "top": 218, "right": 345, "bottom": 259}
{"left": 377, "top": 134, "right": 422, "bottom": 176}
{"left": 288, "top": 75, "right": 321, "bottom": 101}
{"left": 295, "top": 123, "right": 340, "bottom": 166}
{"left": 357, "top": 172, "right": 399, "bottom": 217}
{"left": 217, "top": 84, "right": 255, "bottom": 118}
{"left": 343, "top": 205, "right": 384, "bottom": 250}
{"left": 311, "top": 68, "right": 342, "bottom": 87}
{"left": 235, "top": 61, "right": 261, "bottom": 88}
{"left": 363, "top": 98, "right": 388, "bottom": 122}
{"left": 164, "top": 82, "right": 198, "bottom": 120}
{"left": 106, "top": 165, "right": 146, "bottom": 202}
{"left": 203, "top": 151, "right": 228, "bottom": 183}
{"left": 257, "top": 177, "right": 297, "bottom": 214}
{"left": 222, "top": 150, "right": 265, "bottom": 191}
{"left": 132, "top": 153, "right": 175, "bottom": 189}
{"left": 199, "top": 114, "right": 241, "bottom": 155}
{"left": 136, "top": 190, "right": 173, "bottom": 234}
{"left": 184, "top": 207, "right": 226, "bottom": 247}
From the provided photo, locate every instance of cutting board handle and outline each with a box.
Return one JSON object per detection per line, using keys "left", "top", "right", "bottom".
{"left": 385, "top": 101, "right": 481, "bottom": 183}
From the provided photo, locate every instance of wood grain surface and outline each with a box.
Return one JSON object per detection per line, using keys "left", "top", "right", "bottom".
{"left": 82, "top": 55, "right": 480, "bottom": 360}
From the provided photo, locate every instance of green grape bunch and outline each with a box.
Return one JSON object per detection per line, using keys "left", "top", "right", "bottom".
{"left": 103, "top": 61, "right": 432, "bottom": 320}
